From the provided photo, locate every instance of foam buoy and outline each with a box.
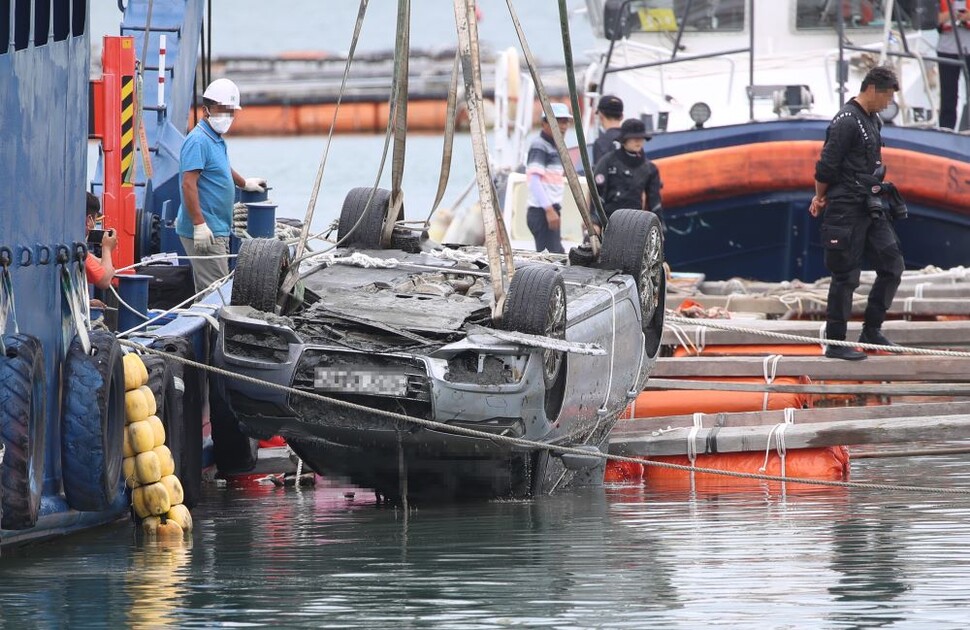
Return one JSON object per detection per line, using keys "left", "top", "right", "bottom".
{"left": 124, "top": 351, "right": 193, "bottom": 539}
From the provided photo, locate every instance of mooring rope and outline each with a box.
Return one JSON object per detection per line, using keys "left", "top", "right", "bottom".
{"left": 116, "top": 337, "right": 970, "bottom": 496}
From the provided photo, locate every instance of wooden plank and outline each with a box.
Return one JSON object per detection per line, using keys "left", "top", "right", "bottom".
{"left": 609, "top": 414, "right": 970, "bottom": 456}
{"left": 652, "top": 355, "right": 970, "bottom": 381}
{"left": 697, "top": 282, "right": 970, "bottom": 299}
{"left": 643, "top": 378, "right": 970, "bottom": 397}
{"left": 611, "top": 400, "right": 970, "bottom": 434}
{"left": 662, "top": 319, "right": 970, "bottom": 347}
{"left": 676, "top": 295, "right": 970, "bottom": 317}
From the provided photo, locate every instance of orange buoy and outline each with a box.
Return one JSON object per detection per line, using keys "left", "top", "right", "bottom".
{"left": 643, "top": 446, "right": 850, "bottom": 489}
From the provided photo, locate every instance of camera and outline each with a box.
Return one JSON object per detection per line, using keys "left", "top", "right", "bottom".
{"left": 86, "top": 228, "right": 114, "bottom": 246}
{"left": 87, "top": 229, "right": 105, "bottom": 245}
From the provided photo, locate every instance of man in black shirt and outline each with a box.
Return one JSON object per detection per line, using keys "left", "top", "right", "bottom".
{"left": 593, "top": 118, "right": 662, "bottom": 227}
{"left": 809, "top": 66, "right": 905, "bottom": 360}
{"left": 591, "top": 95, "right": 624, "bottom": 165}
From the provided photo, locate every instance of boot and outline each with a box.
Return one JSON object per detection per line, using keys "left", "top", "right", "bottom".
{"left": 859, "top": 326, "right": 897, "bottom": 347}
{"left": 824, "top": 343, "right": 867, "bottom": 361}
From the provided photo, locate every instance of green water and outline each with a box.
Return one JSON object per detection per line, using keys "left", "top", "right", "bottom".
{"left": 2, "top": 452, "right": 969, "bottom": 628}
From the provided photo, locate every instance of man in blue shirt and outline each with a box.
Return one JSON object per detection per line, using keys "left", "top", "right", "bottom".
{"left": 176, "top": 78, "right": 266, "bottom": 293}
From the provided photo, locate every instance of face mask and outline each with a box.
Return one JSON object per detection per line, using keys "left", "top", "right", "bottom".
{"left": 209, "top": 113, "right": 233, "bottom": 134}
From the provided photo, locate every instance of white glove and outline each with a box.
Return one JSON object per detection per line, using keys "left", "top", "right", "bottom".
{"left": 193, "top": 222, "right": 215, "bottom": 249}
{"left": 243, "top": 177, "right": 267, "bottom": 193}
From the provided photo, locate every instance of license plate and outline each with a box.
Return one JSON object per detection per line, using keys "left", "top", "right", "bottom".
{"left": 314, "top": 367, "right": 409, "bottom": 396}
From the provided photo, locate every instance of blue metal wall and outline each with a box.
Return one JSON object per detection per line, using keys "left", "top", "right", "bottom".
{"left": 0, "top": 0, "right": 91, "bottom": 494}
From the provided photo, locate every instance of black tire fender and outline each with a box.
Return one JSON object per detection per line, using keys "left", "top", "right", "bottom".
{"left": 599, "top": 209, "right": 666, "bottom": 358}
{"left": 0, "top": 333, "right": 47, "bottom": 530}
{"left": 149, "top": 337, "right": 203, "bottom": 508}
{"left": 337, "top": 187, "right": 393, "bottom": 249}
{"left": 230, "top": 238, "right": 290, "bottom": 313}
{"left": 501, "top": 265, "right": 568, "bottom": 418}
{"left": 61, "top": 330, "right": 125, "bottom": 512}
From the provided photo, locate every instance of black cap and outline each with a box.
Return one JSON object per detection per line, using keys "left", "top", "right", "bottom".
{"left": 618, "top": 118, "right": 650, "bottom": 142}
{"left": 596, "top": 94, "right": 623, "bottom": 118}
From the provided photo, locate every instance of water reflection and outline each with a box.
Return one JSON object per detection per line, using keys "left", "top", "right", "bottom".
{"left": 2, "top": 459, "right": 970, "bottom": 627}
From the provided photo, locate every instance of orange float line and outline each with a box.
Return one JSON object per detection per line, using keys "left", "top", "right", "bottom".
{"left": 620, "top": 375, "right": 813, "bottom": 419}
{"left": 655, "top": 140, "right": 970, "bottom": 215}
{"left": 606, "top": 447, "right": 850, "bottom": 488}
{"left": 197, "top": 100, "right": 457, "bottom": 135}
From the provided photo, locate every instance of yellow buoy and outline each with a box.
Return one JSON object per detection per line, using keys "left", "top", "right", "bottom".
{"left": 125, "top": 389, "right": 151, "bottom": 424}
{"left": 134, "top": 450, "right": 162, "bottom": 485}
{"left": 123, "top": 353, "right": 149, "bottom": 391}
{"left": 159, "top": 475, "right": 184, "bottom": 506}
{"left": 128, "top": 420, "right": 155, "bottom": 454}
{"left": 137, "top": 385, "right": 157, "bottom": 417}
{"left": 122, "top": 456, "right": 140, "bottom": 489}
{"left": 146, "top": 415, "right": 166, "bottom": 448}
{"left": 133, "top": 482, "right": 171, "bottom": 518}
{"left": 153, "top": 445, "right": 175, "bottom": 477}
{"left": 166, "top": 504, "right": 193, "bottom": 533}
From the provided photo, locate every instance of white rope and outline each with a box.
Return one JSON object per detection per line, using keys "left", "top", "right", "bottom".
{"left": 664, "top": 315, "right": 970, "bottom": 358}
{"left": 117, "top": 274, "right": 232, "bottom": 338}
{"left": 761, "top": 354, "right": 782, "bottom": 411}
{"left": 304, "top": 251, "right": 401, "bottom": 269}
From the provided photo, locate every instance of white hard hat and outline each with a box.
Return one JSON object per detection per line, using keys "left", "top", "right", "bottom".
{"left": 203, "top": 78, "right": 242, "bottom": 110}
{"left": 542, "top": 102, "right": 573, "bottom": 120}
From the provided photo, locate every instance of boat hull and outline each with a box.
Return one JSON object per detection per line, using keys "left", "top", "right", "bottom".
{"left": 645, "top": 121, "right": 970, "bottom": 281}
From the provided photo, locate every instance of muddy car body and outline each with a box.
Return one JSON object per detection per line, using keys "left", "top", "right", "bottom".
{"left": 213, "top": 189, "right": 665, "bottom": 501}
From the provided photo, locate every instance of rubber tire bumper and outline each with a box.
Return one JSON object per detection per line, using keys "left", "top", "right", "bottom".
{"left": 61, "top": 331, "right": 125, "bottom": 512}
{"left": 0, "top": 333, "right": 47, "bottom": 530}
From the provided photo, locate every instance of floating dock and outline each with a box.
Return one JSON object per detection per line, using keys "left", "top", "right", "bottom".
{"left": 609, "top": 267, "right": 970, "bottom": 467}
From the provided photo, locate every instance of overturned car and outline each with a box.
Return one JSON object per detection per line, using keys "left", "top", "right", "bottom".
{"left": 213, "top": 187, "right": 665, "bottom": 502}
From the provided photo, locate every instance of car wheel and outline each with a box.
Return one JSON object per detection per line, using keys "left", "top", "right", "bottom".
{"left": 501, "top": 265, "right": 568, "bottom": 420}
{"left": 337, "top": 187, "right": 395, "bottom": 249}
{"left": 230, "top": 238, "right": 290, "bottom": 313}
{"left": 599, "top": 209, "right": 666, "bottom": 358}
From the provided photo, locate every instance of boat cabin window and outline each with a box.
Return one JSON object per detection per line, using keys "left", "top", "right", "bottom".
{"left": 587, "top": 0, "right": 745, "bottom": 40}
{"left": 71, "top": 0, "right": 85, "bottom": 38}
{"left": 53, "top": 0, "right": 71, "bottom": 41}
{"left": 794, "top": 0, "right": 937, "bottom": 31}
{"left": 34, "top": 0, "right": 50, "bottom": 46}
{"left": 1, "top": 2, "right": 8, "bottom": 54}
{"left": 14, "top": 0, "right": 30, "bottom": 50}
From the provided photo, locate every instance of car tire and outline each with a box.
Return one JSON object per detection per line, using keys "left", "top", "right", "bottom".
{"left": 61, "top": 330, "right": 125, "bottom": 512}
{"left": 0, "top": 334, "right": 46, "bottom": 530}
{"left": 231, "top": 238, "right": 290, "bottom": 313}
{"left": 337, "top": 187, "right": 393, "bottom": 249}
{"left": 599, "top": 209, "right": 666, "bottom": 358}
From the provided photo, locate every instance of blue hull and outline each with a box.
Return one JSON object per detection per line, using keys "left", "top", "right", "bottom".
{"left": 644, "top": 121, "right": 970, "bottom": 281}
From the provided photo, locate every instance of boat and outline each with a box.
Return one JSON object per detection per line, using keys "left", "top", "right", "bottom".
{"left": 210, "top": 3, "right": 667, "bottom": 504}
{"left": 0, "top": 0, "right": 275, "bottom": 548}
{"left": 493, "top": 0, "right": 970, "bottom": 281}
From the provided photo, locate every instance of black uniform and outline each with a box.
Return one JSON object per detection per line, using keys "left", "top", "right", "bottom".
{"left": 815, "top": 98, "right": 904, "bottom": 341}
{"left": 591, "top": 127, "right": 623, "bottom": 165}
{"left": 593, "top": 148, "right": 663, "bottom": 219}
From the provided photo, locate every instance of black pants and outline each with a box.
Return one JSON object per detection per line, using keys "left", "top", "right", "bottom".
{"left": 527, "top": 205, "right": 565, "bottom": 254}
{"left": 820, "top": 208, "right": 904, "bottom": 340}
{"left": 938, "top": 52, "right": 970, "bottom": 130}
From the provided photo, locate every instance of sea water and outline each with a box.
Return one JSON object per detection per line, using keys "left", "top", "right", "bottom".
{"left": 2, "top": 456, "right": 970, "bottom": 627}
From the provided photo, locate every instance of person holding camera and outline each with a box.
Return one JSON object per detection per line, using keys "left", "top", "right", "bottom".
{"left": 85, "top": 192, "right": 117, "bottom": 290}
{"left": 937, "top": 0, "right": 970, "bottom": 129}
{"left": 809, "top": 66, "right": 905, "bottom": 361}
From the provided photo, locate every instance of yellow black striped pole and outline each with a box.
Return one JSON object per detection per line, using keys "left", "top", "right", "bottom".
{"left": 121, "top": 75, "right": 135, "bottom": 185}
